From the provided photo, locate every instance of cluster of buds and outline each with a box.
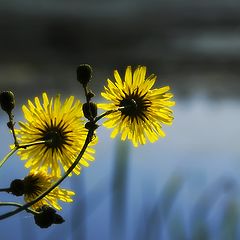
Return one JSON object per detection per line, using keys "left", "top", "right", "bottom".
{"left": 77, "top": 64, "right": 98, "bottom": 131}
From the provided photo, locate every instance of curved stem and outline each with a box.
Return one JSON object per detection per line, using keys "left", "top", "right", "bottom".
{"left": 0, "top": 202, "right": 38, "bottom": 215}
{"left": 0, "top": 147, "right": 18, "bottom": 168}
{"left": 0, "top": 128, "right": 94, "bottom": 220}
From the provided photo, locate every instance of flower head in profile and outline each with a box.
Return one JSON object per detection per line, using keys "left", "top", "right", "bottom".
{"left": 15, "top": 92, "right": 96, "bottom": 177}
{"left": 98, "top": 66, "right": 175, "bottom": 147}
{"left": 22, "top": 170, "right": 75, "bottom": 210}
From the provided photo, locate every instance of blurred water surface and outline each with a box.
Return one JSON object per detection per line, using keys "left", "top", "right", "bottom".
{"left": 1, "top": 95, "right": 240, "bottom": 240}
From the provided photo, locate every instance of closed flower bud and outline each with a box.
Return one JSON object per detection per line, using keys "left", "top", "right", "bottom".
{"left": 34, "top": 205, "right": 65, "bottom": 228}
{"left": 85, "top": 122, "right": 98, "bottom": 131}
{"left": 82, "top": 102, "right": 97, "bottom": 120}
{"left": 0, "top": 91, "right": 15, "bottom": 115}
{"left": 77, "top": 64, "right": 92, "bottom": 86}
{"left": 10, "top": 179, "right": 24, "bottom": 196}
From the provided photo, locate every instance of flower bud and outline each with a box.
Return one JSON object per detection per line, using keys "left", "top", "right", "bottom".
{"left": 82, "top": 102, "right": 97, "bottom": 120}
{"left": 77, "top": 64, "right": 92, "bottom": 86}
{"left": 0, "top": 91, "right": 15, "bottom": 115}
{"left": 85, "top": 122, "right": 98, "bottom": 131}
{"left": 10, "top": 179, "right": 24, "bottom": 196}
{"left": 34, "top": 205, "right": 65, "bottom": 228}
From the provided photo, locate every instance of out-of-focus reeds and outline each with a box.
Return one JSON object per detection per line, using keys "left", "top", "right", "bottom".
{"left": 111, "top": 139, "right": 130, "bottom": 240}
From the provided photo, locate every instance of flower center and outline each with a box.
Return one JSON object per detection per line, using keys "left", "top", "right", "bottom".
{"left": 119, "top": 98, "right": 138, "bottom": 116}
{"left": 119, "top": 89, "right": 151, "bottom": 122}
{"left": 44, "top": 128, "right": 65, "bottom": 149}
{"left": 23, "top": 175, "right": 42, "bottom": 195}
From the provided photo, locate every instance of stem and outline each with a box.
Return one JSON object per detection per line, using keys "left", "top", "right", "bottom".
{"left": 94, "top": 109, "right": 119, "bottom": 123}
{"left": 83, "top": 86, "right": 89, "bottom": 103}
{"left": 0, "top": 128, "right": 94, "bottom": 220}
{"left": 18, "top": 140, "right": 50, "bottom": 149}
{"left": 0, "top": 140, "right": 49, "bottom": 169}
{"left": 8, "top": 113, "right": 19, "bottom": 147}
{"left": 0, "top": 202, "right": 38, "bottom": 215}
{"left": 0, "top": 188, "right": 11, "bottom": 192}
{"left": 94, "top": 106, "right": 127, "bottom": 123}
{"left": 0, "top": 147, "right": 18, "bottom": 168}
{"left": 83, "top": 85, "right": 94, "bottom": 121}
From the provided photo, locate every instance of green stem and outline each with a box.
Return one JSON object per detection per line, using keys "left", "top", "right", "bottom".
{"left": 0, "top": 128, "right": 94, "bottom": 220}
{"left": 0, "top": 202, "right": 38, "bottom": 215}
{"left": 0, "top": 140, "right": 49, "bottom": 169}
{"left": 18, "top": 140, "right": 50, "bottom": 149}
{"left": 0, "top": 147, "right": 18, "bottom": 168}
{"left": 94, "top": 109, "right": 120, "bottom": 123}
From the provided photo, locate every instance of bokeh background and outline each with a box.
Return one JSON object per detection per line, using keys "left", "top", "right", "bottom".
{"left": 1, "top": 0, "right": 240, "bottom": 239}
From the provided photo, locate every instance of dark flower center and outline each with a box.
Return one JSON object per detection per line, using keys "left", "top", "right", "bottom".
{"left": 119, "top": 88, "right": 151, "bottom": 122}
{"left": 37, "top": 119, "right": 72, "bottom": 152}
{"left": 44, "top": 128, "right": 64, "bottom": 149}
{"left": 23, "top": 175, "right": 42, "bottom": 195}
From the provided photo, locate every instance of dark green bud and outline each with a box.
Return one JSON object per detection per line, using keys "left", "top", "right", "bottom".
{"left": 0, "top": 91, "right": 15, "bottom": 114}
{"left": 77, "top": 64, "right": 92, "bottom": 86}
{"left": 34, "top": 205, "right": 65, "bottom": 228}
{"left": 10, "top": 179, "right": 24, "bottom": 196}
{"left": 85, "top": 122, "right": 98, "bottom": 131}
{"left": 82, "top": 102, "right": 97, "bottom": 120}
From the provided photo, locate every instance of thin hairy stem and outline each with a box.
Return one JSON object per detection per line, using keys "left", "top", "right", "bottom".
{"left": 94, "top": 106, "right": 125, "bottom": 123}
{"left": 0, "top": 140, "right": 50, "bottom": 169}
{"left": 0, "top": 147, "right": 18, "bottom": 168}
{"left": 18, "top": 140, "right": 51, "bottom": 149}
{"left": 8, "top": 113, "right": 19, "bottom": 147}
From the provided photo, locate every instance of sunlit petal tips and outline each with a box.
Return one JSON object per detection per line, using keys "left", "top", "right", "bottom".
{"left": 98, "top": 66, "right": 175, "bottom": 147}
{"left": 15, "top": 92, "right": 97, "bottom": 177}
{"left": 23, "top": 170, "right": 75, "bottom": 210}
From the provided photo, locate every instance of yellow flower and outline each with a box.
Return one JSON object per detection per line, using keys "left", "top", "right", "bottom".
{"left": 23, "top": 170, "right": 75, "bottom": 210}
{"left": 15, "top": 92, "right": 96, "bottom": 177}
{"left": 98, "top": 66, "right": 175, "bottom": 147}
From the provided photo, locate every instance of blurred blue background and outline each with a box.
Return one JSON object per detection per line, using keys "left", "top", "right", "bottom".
{"left": 1, "top": 0, "right": 240, "bottom": 239}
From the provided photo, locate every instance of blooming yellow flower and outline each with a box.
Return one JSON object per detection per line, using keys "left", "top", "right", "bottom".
{"left": 98, "top": 66, "right": 175, "bottom": 147}
{"left": 23, "top": 170, "right": 75, "bottom": 210}
{"left": 15, "top": 92, "right": 96, "bottom": 177}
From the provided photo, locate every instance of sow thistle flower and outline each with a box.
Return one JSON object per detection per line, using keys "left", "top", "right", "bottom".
{"left": 10, "top": 170, "right": 75, "bottom": 210}
{"left": 98, "top": 66, "right": 175, "bottom": 147}
{"left": 15, "top": 92, "right": 96, "bottom": 177}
